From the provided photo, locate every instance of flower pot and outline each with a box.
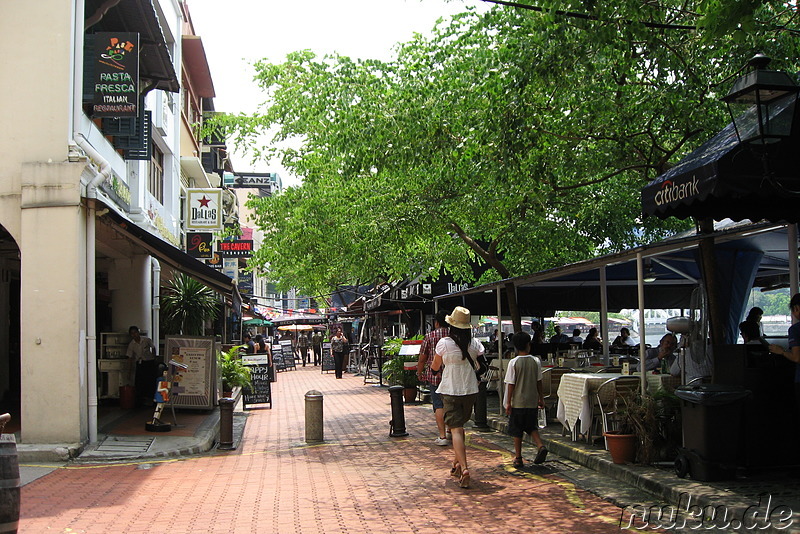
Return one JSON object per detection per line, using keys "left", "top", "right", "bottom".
{"left": 403, "top": 387, "right": 416, "bottom": 403}
{"left": 604, "top": 432, "right": 637, "bottom": 464}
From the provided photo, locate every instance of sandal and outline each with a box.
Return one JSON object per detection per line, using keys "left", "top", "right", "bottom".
{"left": 512, "top": 457, "right": 524, "bottom": 469}
{"left": 450, "top": 461, "right": 462, "bottom": 478}
{"left": 459, "top": 469, "right": 471, "bottom": 488}
{"left": 533, "top": 447, "right": 548, "bottom": 465}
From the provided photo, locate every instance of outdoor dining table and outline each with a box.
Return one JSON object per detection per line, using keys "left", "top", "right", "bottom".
{"left": 556, "top": 372, "right": 682, "bottom": 440}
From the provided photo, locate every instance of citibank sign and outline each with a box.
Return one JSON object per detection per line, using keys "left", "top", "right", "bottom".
{"left": 654, "top": 176, "right": 700, "bottom": 207}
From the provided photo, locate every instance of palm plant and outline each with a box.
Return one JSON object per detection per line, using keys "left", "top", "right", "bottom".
{"left": 218, "top": 344, "right": 252, "bottom": 392}
{"left": 161, "top": 273, "right": 220, "bottom": 335}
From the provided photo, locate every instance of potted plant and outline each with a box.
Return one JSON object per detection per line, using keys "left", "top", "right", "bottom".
{"left": 218, "top": 344, "right": 252, "bottom": 397}
{"left": 381, "top": 338, "right": 419, "bottom": 402}
{"left": 604, "top": 390, "right": 658, "bottom": 464}
{"left": 161, "top": 273, "right": 220, "bottom": 335}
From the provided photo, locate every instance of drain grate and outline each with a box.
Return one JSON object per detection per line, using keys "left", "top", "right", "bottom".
{"left": 95, "top": 436, "right": 154, "bottom": 454}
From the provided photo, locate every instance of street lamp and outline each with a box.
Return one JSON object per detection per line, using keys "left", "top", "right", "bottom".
{"left": 722, "top": 54, "right": 800, "bottom": 145}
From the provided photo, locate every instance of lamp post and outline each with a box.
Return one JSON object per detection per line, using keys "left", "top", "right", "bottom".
{"left": 722, "top": 54, "right": 799, "bottom": 146}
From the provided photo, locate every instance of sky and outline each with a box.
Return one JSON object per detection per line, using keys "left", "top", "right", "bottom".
{"left": 187, "top": 0, "right": 489, "bottom": 186}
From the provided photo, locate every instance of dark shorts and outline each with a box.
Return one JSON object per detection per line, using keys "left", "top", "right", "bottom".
{"left": 442, "top": 393, "right": 477, "bottom": 428}
{"left": 428, "top": 386, "right": 443, "bottom": 410}
{"left": 508, "top": 408, "right": 539, "bottom": 438}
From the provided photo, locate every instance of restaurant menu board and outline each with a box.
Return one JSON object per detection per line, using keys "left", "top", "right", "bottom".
{"left": 279, "top": 340, "right": 296, "bottom": 370}
{"left": 242, "top": 363, "right": 271, "bottom": 408}
{"left": 92, "top": 32, "right": 139, "bottom": 117}
{"left": 321, "top": 342, "right": 334, "bottom": 373}
{"left": 164, "top": 336, "right": 216, "bottom": 409}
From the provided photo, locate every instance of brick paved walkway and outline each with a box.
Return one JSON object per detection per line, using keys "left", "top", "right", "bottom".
{"left": 21, "top": 367, "right": 630, "bottom": 533}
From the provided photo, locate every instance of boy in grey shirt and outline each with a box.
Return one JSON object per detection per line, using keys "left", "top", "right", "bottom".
{"left": 504, "top": 331, "right": 548, "bottom": 468}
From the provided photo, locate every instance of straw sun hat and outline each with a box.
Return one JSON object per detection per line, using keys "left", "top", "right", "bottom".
{"left": 445, "top": 306, "right": 472, "bottom": 330}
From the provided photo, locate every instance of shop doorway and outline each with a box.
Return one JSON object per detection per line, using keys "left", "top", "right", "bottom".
{"left": 0, "top": 224, "right": 21, "bottom": 434}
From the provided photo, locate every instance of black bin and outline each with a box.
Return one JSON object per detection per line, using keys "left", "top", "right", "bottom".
{"left": 674, "top": 384, "right": 750, "bottom": 481}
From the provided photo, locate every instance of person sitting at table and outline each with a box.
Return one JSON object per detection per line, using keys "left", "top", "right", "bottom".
{"left": 531, "top": 325, "right": 545, "bottom": 345}
{"left": 569, "top": 329, "right": 583, "bottom": 345}
{"left": 637, "top": 333, "right": 677, "bottom": 372}
{"left": 582, "top": 327, "right": 602, "bottom": 351}
{"left": 549, "top": 325, "right": 570, "bottom": 344}
{"left": 740, "top": 320, "right": 764, "bottom": 345}
{"left": 611, "top": 327, "right": 636, "bottom": 348}
{"left": 669, "top": 336, "right": 713, "bottom": 383}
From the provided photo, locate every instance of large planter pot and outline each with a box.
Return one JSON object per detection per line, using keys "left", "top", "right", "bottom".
{"left": 604, "top": 432, "right": 637, "bottom": 464}
{"left": 403, "top": 387, "right": 417, "bottom": 403}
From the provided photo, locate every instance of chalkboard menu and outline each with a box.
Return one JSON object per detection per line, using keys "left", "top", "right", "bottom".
{"left": 242, "top": 364, "right": 271, "bottom": 408}
{"left": 92, "top": 32, "right": 139, "bottom": 118}
{"left": 280, "top": 340, "right": 296, "bottom": 370}
{"left": 321, "top": 342, "right": 335, "bottom": 373}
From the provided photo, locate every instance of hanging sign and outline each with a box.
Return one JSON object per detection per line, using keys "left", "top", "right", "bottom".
{"left": 186, "top": 232, "right": 213, "bottom": 259}
{"left": 92, "top": 32, "right": 139, "bottom": 118}
{"left": 186, "top": 189, "right": 222, "bottom": 230}
{"left": 218, "top": 240, "right": 253, "bottom": 258}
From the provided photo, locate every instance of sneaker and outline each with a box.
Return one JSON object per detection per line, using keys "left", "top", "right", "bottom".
{"left": 433, "top": 437, "right": 449, "bottom": 446}
{"left": 445, "top": 431, "right": 452, "bottom": 440}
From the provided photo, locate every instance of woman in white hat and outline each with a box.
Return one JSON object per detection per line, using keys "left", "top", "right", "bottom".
{"left": 431, "top": 306, "right": 485, "bottom": 488}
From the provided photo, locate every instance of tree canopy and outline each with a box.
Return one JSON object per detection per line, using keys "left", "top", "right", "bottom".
{"left": 212, "top": 1, "right": 800, "bottom": 324}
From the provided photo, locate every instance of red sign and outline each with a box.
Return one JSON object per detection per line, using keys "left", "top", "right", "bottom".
{"left": 218, "top": 240, "right": 253, "bottom": 257}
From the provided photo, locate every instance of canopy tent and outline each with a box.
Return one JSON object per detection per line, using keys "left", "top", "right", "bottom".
{"left": 641, "top": 101, "right": 800, "bottom": 223}
{"left": 436, "top": 221, "right": 791, "bottom": 340}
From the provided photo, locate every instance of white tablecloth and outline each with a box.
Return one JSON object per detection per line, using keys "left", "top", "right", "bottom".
{"left": 555, "top": 372, "right": 680, "bottom": 436}
{"left": 556, "top": 373, "right": 620, "bottom": 435}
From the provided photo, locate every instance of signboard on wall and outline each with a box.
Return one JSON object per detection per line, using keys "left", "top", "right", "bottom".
{"left": 186, "top": 232, "right": 213, "bottom": 259}
{"left": 218, "top": 240, "right": 253, "bottom": 258}
{"left": 164, "top": 336, "right": 216, "bottom": 409}
{"left": 186, "top": 189, "right": 222, "bottom": 230}
{"left": 92, "top": 32, "right": 139, "bottom": 117}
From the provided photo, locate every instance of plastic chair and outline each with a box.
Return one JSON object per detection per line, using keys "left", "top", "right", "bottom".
{"left": 542, "top": 367, "right": 577, "bottom": 422}
{"left": 591, "top": 376, "right": 641, "bottom": 448}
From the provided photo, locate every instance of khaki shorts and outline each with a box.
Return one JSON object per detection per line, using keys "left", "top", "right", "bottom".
{"left": 441, "top": 393, "right": 478, "bottom": 428}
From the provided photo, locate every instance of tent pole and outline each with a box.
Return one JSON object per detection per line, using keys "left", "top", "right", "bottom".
{"left": 496, "top": 286, "right": 503, "bottom": 415}
{"left": 599, "top": 265, "right": 609, "bottom": 364}
{"left": 790, "top": 224, "right": 798, "bottom": 300}
{"left": 636, "top": 253, "right": 647, "bottom": 396}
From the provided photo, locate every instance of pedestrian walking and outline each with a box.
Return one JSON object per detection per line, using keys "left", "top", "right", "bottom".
{"left": 416, "top": 309, "right": 450, "bottom": 445}
{"left": 298, "top": 332, "right": 310, "bottom": 366}
{"left": 505, "top": 331, "right": 548, "bottom": 468}
{"left": 431, "top": 306, "right": 485, "bottom": 488}
{"left": 330, "top": 328, "right": 347, "bottom": 379}
{"left": 311, "top": 330, "right": 323, "bottom": 365}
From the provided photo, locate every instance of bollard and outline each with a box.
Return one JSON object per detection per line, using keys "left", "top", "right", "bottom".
{"left": 217, "top": 398, "right": 235, "bottom": 450}
{"left": 388, "top": 385, "right": 408, "bottom": 437}
{"left": 472, "top": 380, "right": 491, "bottom": 431}
{"left": 0, "top": 427, "right": 19, "bottom": 534}
{"left": 305, "top": 390, "right": 324, "bottom": 442}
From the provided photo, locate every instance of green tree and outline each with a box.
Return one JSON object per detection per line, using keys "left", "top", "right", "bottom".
{"left": 210, "top": 2, "right": 800, "bottom": 328}
{"left": 160, "top": 273, "right": 220, "bottom": 336}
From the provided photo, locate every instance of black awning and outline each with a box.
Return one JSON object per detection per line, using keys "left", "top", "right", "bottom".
{"left": 101, "top": 207, "right": 233, "bottom": 295}
{"left": 85, "top": 0, "right": 180, "bottom": 93}
{"left": 641, "top": 109, "right": 800, "bottom": 223}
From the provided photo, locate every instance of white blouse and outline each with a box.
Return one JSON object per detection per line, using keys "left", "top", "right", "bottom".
{"left": 435, "top": 337, "right": 484, "bottom": 396}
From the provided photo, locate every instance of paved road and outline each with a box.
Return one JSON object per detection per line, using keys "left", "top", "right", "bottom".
{"left": 20, "top": 367, "right": 633, "bottom": 533}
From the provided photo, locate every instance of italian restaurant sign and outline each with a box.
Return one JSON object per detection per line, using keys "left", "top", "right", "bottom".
{"left": 186, "top": 189, "right": 222, "bottom": 230}
{"left": 92, "top": 32, "right": 139, "bottom": 118}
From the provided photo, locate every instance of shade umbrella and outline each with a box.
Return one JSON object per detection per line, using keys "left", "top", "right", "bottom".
{"left": 278, "top": 324, "right": 314, "bottom": 332}
{"left": 243, "top": 318, "right": 272, "bottom": 326}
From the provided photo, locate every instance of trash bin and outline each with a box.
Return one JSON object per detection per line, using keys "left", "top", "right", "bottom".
{"left": 674, "top": 384, "right": 750, "bottom": 481}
